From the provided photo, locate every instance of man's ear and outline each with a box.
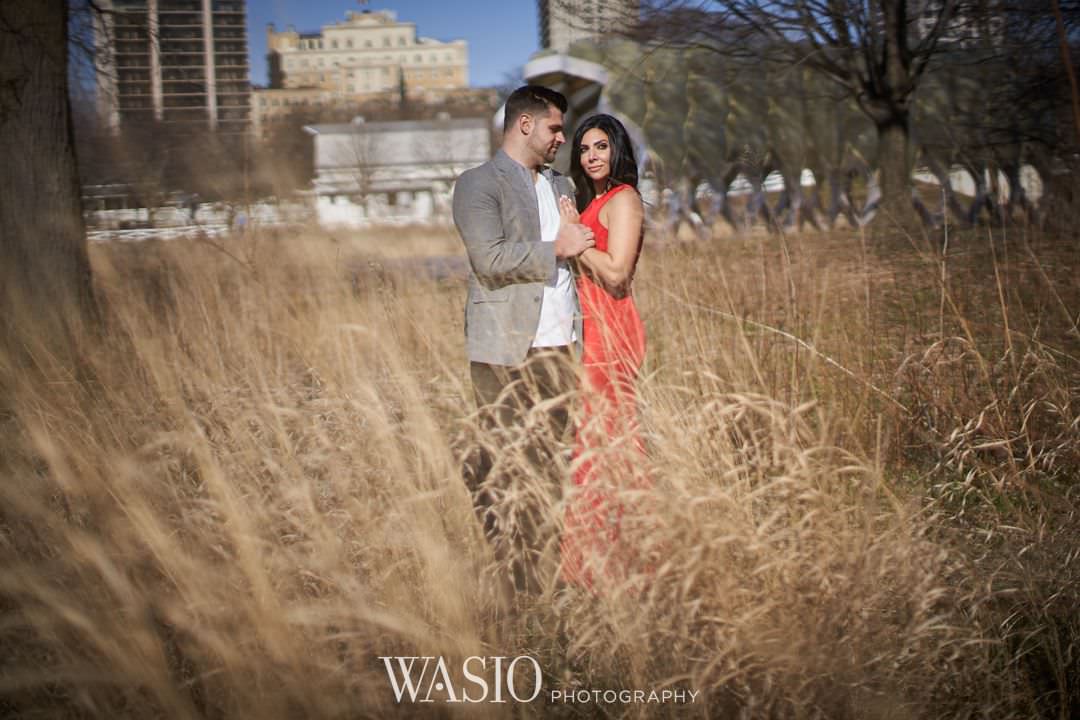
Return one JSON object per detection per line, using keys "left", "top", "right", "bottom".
{"left": 518, "top": 112, "right": 533, "bottom": 136}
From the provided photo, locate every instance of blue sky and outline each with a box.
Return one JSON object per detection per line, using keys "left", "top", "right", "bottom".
{"left": 247, "top": 1, "right": 540, "bottom": 88}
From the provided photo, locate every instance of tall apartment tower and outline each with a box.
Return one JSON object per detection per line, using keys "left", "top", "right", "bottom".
{"left": 94, "top": 0, "right": 250, "bottom": 132}
{"left": 915, "top": 0, "right": 1005, "bottom": 47}
{"left": 537, "top": 0, "right": 638, "bottom": 53}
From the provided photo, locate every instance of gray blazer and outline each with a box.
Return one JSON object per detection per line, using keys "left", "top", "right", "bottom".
{"left": 452, "top": 149, "right": 583, "bottom": 366}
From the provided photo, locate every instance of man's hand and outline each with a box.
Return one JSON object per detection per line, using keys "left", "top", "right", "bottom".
{"left": 555, "top": 196, "right": 594, "bottom": 258}
{"left": 554, "top": 222, "right": 594, "bottom": 258}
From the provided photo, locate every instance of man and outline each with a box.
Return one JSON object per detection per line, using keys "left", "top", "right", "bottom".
{"left": 452, "top": 85, "right": 594, "bottom": 597}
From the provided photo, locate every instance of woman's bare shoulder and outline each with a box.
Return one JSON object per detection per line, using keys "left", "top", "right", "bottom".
{"left": 607, "top": 186, "right": 644, "bottom": 215}
{"left": 597, "top": 186, "right": 643, "bottom": 233}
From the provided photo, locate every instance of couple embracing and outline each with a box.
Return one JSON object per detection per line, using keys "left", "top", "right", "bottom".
{"left": 452, "top": 85, "right": 647, "bottom": 600}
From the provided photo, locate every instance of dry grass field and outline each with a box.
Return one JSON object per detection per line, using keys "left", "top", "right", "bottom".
{"left": 1, "top": 219, "right": 1077, "bottom": 719}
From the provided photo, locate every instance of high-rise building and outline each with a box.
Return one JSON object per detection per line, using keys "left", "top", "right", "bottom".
{"left": 537, "top": 0, "right": 638, "bottom": 53}
{"left": 94, "top": 0, "right": 251, "bottom": 133}
{"left": 866, "top": 0, "right": 1005, "bottom": 49}
{"left": 914, "top": 0, "right": 1005, "bottom": 48}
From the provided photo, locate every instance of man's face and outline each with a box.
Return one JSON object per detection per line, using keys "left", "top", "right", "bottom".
{"left": 525, "top": 106, "right": 565, "bottom": 165}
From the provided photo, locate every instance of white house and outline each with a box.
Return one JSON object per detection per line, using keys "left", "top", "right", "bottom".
{"left": 303, "top": 115, "right": 490, "bottom": 226}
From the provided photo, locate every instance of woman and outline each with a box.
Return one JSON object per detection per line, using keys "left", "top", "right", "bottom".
{"left": 558, "top": 114, "right": 648, "bottom": 589}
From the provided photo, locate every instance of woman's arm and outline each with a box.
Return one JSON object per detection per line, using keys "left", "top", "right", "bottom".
{"left": 560, "top": 190, "right": 644, "bottom": 289}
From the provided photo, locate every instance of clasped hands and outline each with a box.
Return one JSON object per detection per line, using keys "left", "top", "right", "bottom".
{"left": 554, "top": 195, "right": 594, "bottom": 259}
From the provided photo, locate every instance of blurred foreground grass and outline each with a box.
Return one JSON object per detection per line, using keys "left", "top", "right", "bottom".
{"left": 1, "top": 221, "right": 1077, "bottom": 719}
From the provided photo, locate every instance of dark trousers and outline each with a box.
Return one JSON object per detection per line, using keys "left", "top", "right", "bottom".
{"left": 466, "top": 346, "right": 576, "bottom": 596}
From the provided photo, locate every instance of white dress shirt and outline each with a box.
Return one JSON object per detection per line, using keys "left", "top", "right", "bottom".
{"left": 532, "top": 173, "right": 577, "bottom": 347}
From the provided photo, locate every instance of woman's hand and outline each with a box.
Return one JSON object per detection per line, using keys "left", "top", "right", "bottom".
{"left": 558, "top": 195, "right": 580, "bottom": 226}
{"left": 554, "top": 195, "right": 594, "bottom": 258}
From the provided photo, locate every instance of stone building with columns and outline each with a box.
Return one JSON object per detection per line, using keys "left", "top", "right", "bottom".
{"left": 252, "top": 9, "right": 470, "bottom": 134}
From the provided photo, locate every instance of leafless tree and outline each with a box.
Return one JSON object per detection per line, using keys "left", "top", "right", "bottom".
{"left": 916, "top": 1, "right": 1080, "bottom": 225}
{"left": 575, "top": 36, "right": 877, "bottom": 230}
{"left": 569, "top": 0, "right": 985, "bottom": 221}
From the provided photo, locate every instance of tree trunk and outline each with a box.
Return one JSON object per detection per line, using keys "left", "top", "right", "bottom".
{"left": 0, "top": 0, "right": 95, "bottom": 348}
{"left": 869, "top": 0, "right": 917, "bottom": 227}
{"left": 874, "top": 113, "right": 915, "bottom": 224}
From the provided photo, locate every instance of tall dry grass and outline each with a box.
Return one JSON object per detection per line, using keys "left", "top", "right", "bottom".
{"left": 0, "top": 220, "right": 1077, "bottom": 719}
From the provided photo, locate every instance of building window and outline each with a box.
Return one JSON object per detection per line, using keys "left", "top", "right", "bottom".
{"left": 346, "top": 38, "right": 353, "bottom": 48}
{"left": 398, "top": 36, "right": 405, "bottom": 46}
{"left": 383, "top": 36, "right": 390, "bottom": 47}
{"left": 365, "top": 39, "right": 372, "bottom": 48}
{"left": 332, "top": 40, "right": 338, "bottom": 48}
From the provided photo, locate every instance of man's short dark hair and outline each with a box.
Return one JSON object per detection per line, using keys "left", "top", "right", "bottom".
{"left": 503, "top": 85, "right": 568, "bottom": 133}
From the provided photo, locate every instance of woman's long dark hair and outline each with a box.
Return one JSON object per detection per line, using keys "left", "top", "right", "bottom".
{"left": 569, "top": 113, "right": 639, "bottom": 212}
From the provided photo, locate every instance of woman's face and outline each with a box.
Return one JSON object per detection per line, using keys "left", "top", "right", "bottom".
{"left": 579, "top": 128, "right": 612, "bottom": 186}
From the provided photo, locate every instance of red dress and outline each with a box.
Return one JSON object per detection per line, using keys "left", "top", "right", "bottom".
{"left": 561, "top": 184, "right": 647, "bottom": 588}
